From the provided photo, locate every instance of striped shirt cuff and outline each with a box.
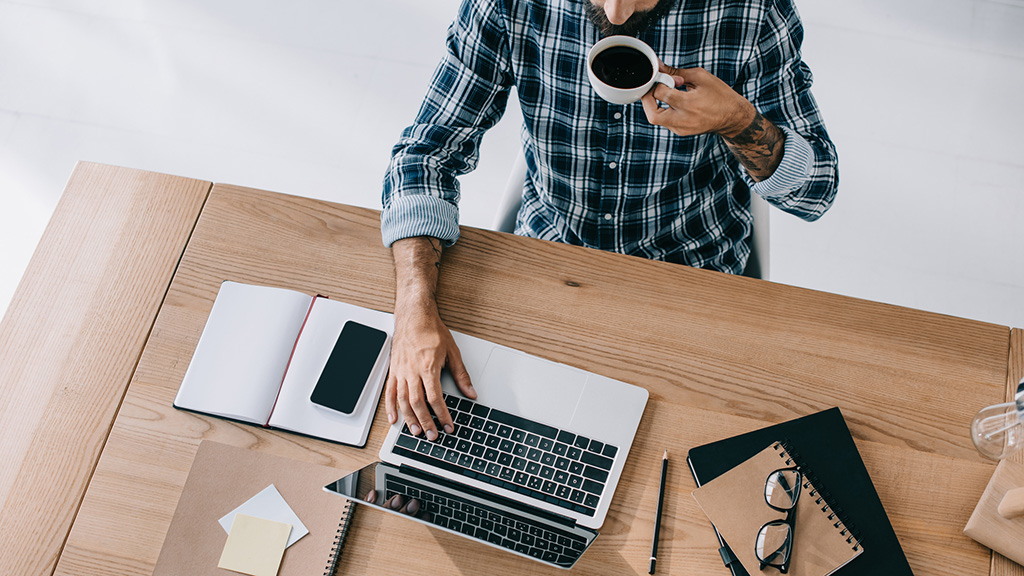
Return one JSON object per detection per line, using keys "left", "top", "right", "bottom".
{"left": 380, "top": 194, "right": 461, "bottom": 247}
{"left": 749, "top": 126, "right": 814, "bottom": 199}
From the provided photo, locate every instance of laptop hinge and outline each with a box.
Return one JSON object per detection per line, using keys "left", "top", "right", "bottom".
{"left": 397, "top": 463, "right": 582, "bottom": 529}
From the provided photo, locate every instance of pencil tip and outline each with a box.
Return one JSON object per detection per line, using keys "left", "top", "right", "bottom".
{"left": 663, "top": 449, "right": 669, "bottom": 459}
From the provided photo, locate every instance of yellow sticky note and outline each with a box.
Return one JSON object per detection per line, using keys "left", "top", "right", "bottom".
{"left": 218, "top": 513, "right": 292, "bottom": 576}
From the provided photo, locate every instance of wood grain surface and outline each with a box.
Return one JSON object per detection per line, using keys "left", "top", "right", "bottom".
{"left": 0, "top": 163, "right": 210, "bottom": 576}
{"left": 52, "top": 180, "right": 1012, "bottom": 575}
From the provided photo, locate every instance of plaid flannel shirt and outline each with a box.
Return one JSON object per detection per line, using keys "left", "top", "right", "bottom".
{"left": 381, "top": 0, "right": 838, "bottom": 273}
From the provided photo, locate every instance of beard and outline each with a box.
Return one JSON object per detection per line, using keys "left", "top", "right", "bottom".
{"left": 584, "top": 0, "right": 679, "bottom": 37}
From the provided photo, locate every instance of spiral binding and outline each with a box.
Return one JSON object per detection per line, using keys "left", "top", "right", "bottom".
{"left": 324, "top": 500, "right": 356, "bottom": 576}
{"left": 771, "top": 441, "right": 862, "bottom": 552}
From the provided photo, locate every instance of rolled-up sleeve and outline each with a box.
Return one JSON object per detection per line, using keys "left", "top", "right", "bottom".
{"left": 380, "top": 0, "right": 514, "bottom": 246}
{"left": 737, "top": 0, "right": 839, "bottom": 221}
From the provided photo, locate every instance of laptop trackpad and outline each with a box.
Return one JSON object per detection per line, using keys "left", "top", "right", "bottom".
{"left": 477, "top": 347, "right": 586, "bottom": 429}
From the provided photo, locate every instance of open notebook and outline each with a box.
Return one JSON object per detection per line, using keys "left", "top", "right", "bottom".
{"left": 173, "top": 281, "right": 393, "bottom": 447}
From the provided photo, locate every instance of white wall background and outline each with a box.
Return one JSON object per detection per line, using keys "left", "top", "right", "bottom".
{"left": 0, "top": 0, "right": 1021, "bottom": 328}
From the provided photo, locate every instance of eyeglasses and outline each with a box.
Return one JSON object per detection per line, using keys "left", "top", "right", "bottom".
{"left": 755, "top": 467, "right": 803, "bottom": 573}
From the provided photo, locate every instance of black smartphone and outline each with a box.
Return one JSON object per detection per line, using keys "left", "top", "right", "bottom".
{"left": 310, "top": 320, "right": 388, "bottom": 415}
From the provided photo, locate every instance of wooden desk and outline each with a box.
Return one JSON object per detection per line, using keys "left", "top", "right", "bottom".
{"left": 1, "top": 164, "right": 1019, "bottom": 575}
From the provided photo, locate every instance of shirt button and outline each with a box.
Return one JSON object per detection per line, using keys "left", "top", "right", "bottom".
{"left": 613, "top": 112, "right": 622, "bottom": 120}
{"left": 608, "top": 161, "right": 618, "bottom": 169}
{"left": 603, "top": 213, "right": 612, "bottom": 221}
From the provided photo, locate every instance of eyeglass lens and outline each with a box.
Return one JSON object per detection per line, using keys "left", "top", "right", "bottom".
{"left": 764, "top": 469, "right": 801, "bottom": 510}
{"left": 756, "top": 520, "right": 793, "bottom": 566}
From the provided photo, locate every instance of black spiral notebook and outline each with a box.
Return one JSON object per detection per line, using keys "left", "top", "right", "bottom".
{"left": 686, "top": 407, "right": 912, "bottom": 575}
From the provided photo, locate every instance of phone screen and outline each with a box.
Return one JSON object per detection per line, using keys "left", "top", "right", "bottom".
{"left": 310, "top": 321, "right": 388, "bottom": 414}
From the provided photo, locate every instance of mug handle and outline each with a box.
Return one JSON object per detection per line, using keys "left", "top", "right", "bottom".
{"left": 654, "top": 72, "right": 676, "bottom": 89}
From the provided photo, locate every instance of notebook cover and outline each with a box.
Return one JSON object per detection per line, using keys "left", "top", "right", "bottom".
{"left": 692, "top": 442, "right": 863, "bottom": 575}
{"left": 687, "top": 407, "right": 912, "bottom": 575}
{"left": 154, "top": 441, "right": 351, "bottom": 576}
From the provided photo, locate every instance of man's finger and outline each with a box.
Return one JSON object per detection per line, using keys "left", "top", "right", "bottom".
{"left": 425, "top": 378, "right": 454, "bottom": 434}
{"left": 385, "top": 372, "right": 398, "bottom": 424}
{"left": 447, "top": 344, "right": 476, "bottom": 399}
{"left": 396, "top": 380, "right": 422, "bottom": 436}
{"left": 641, "top": 91, "right": 671, "bottom": 125}
{"left": 407, "top": 380, "right": 439, "bottom": 440}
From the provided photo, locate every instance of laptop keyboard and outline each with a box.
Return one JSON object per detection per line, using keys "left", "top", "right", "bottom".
{"left": 391, "top": 393, "right": 618, "bottom": 518}
{"left": 384, "top": 472, "right": 588, "bottom": 567}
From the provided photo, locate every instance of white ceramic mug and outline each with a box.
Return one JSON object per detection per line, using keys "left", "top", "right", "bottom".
{"left": 586, "top": 36, "right": 675, "bottom": 105}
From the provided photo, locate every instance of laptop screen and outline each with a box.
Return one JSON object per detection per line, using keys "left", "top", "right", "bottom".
{"left": 324, "top": 461, "right": 598, "bottom": 569}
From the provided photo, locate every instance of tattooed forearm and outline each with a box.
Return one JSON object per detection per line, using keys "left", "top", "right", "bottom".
{"left": 722, "top": 112, "right": 786, "bottom": 182}
{"left": 428, "top": 237, "right": 443, "bottom": 271}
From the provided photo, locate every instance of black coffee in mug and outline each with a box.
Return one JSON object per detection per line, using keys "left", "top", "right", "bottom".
{"left": 591, "top": 46, "right": 653, "bottom": 89}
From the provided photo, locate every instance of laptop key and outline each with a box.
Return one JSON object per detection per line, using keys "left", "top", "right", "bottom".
{"left": 567, "top": 447, "right": 582, "bottom": 460}
{"left": 445, "top": 395, "right": 460, "bottom": 409}
{"left": 588, "top": 439, "right": 604, "bottom": 453}
{"left": 582, "top": 465, "right": 609, "bottom": 483}
{"left": 542, "top": 480, "right": 557, "bottom": 494}
{"left": 396, "top": 434, "right": 419, "bottom": 450}
{"left": 580, "top": 450, "right": 614, "bottom": 471}
{"left": 539, "top": 438, "right": 554, "bottom": 452}
{"left": 582, "top": 479, "right": 604, "bottom": 495}
{"left": 489, "top": 408, "right": 559, "bottom": 440}
{"left": 416, "top": 441, "right": 432, "bottom": 454}
{"left": 573, "top": 436, "right": 590, "bottom": 449}
{"left": 602, "top": 444, "right": 618, "bottom": 458}
{"left": 472, "top": 458, "right": 488, "bottom": 472}
{"left": 555, "top": 456, "right": 570, "bottom": 470}
{"left": 512, "top": 457, "right": 527, "bottom": 471}
{"left": 584, "top": 494, "right": 599, "bottom": 508}
{"left": 484, "top": 421, "right": 499, "bottom": 434}
{"left": 525, "top": 434, "right": 540, "bottom": 447}
{"left": 553, "top": 442, "right": 568, "bottom": 456}
{"left": 569, "top": 461, "right": 584, "bottom": 474}
{"left": 570, "top": 489, "right": 586, "bottom": 504}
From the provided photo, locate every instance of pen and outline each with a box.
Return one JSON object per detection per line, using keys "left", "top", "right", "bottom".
{"left": 650, "top": 449, "right": 668, "bottom": 574}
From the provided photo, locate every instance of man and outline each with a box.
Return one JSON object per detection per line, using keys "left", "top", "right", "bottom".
{"left": 380, "top": 0, "right": 838, "bottom": 441}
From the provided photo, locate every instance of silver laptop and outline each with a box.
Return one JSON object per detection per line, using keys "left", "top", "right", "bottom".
{"left": 325, "top": 331, "right": 648, "bottom": 569}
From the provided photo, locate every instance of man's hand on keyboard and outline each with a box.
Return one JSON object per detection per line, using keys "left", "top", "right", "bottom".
{"left": 385, "top": 306, "right": 476, "bottom": 441}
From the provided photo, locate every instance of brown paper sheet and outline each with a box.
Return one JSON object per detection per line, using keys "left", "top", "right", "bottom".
{"left": 154, "top": 441, "right": 351, "bottom": 576}
{"left": 964, "top": 459, "right": 1024, "bottom": 567}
